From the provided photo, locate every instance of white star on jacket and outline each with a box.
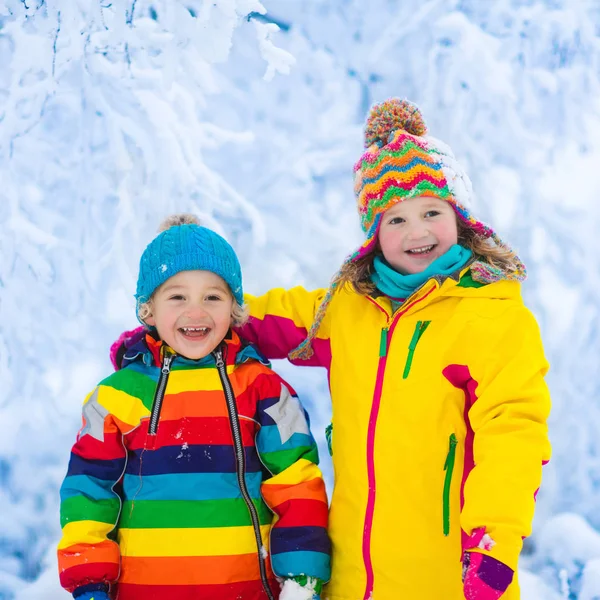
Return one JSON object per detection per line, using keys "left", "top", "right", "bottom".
{"left": 264, "top": 383, "right": 310, "bottom": 444}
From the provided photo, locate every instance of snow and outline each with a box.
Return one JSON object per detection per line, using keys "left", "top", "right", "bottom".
{"left": 2, "top": 1, "right": 600, "bottom": 598}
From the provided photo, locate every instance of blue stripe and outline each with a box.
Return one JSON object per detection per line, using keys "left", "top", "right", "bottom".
{"left": 124, "top": 444, "right": 263, "bottom": 475}
{"left": 271, "top": 550, "right": 331, "bottom": 582}
{"left": 60, "top": 474, "right": 119, "bottom": 501}
{"left": 121, "top": 471, "right": 264, "bottom": 501}
{"left": 66, "top": 453, "right": 126, "bottom": 481}
{"left": 258, "top": 425, "right": 314, "bottom": 451}
{"left": 361, "top": 156, "right": 443, "bottom": 185}
{"left": 271, "top": 526, "right": 331, "bottom": 555}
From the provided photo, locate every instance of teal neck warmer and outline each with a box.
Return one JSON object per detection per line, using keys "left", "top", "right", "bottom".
{"left": 371, "top": 244, "right": 473, "bottom": 301}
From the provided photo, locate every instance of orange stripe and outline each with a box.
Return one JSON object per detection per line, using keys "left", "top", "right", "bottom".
{"left": 119, "top": 553, "right": 274, "bottom": 585}
{"left": 360, "top": 164, "right": 445, "bottom": 189}
{"left": 262, "top": 477, "right": 327, "bottom": 506}
{"left": 160, "top": 390, "right": 229, "bottom": 419}
{"left": 360, "top": 146, "right": 439, "bottom": 174}
{"left": 58, "top": 540, "right": 118, "bottom": 571}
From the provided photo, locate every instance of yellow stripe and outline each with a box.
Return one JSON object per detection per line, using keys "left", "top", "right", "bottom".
{"left": 165, "top": 367, "right": 235, "bottom": 395}
{"left": 262, "top": 457, "right": 319, "bottom": 486}
{"left": 58, "top": 519, "right": 116, "bottom": 550}
{"left": 95, "top": 385, "right": 149, "bottom": 427}
{"left": 118, "top": 524, "right": 271, "bottom": 557}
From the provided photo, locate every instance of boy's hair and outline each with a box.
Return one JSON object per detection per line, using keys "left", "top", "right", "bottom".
{"left": 135, "top": 213, "right": 245, "bottom": 325}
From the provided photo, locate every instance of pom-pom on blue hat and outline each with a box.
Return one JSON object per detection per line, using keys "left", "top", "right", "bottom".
{"left": 135, "top": 215, "right": 243, "bottom": 318}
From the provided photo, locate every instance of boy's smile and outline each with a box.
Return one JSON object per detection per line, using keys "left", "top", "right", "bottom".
{"left": 377, "top": 196, "right": 459, "bottom": 274}
{"left": 145, "top": 270, "right": 233, "bottom": 359}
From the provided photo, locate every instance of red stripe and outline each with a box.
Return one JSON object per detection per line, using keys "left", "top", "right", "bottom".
{"left": 362, "top": 286, "right": 437, "bottom": 599}
{"left": 442, "top": 364, "right": 479, "bottom": 551}
{"left": 125, "top": 416, "right": 257, "bottom": 450}
{"left": 115, "top": 579, "right": 278, "bottom": 600}
{"left": 59, "top": 561, "right": 118, "bottom": 593}
{"left": 240, "top": 315, "right": 332, "bottom": 369}
{"left": 361, "top": 171, "right": 447, "bottom": 202}
{"left": 271, "top": 498, "right": 329, "bottom": 528}
{"left": 71, "top": 432, "right": 124, "bottom": 461}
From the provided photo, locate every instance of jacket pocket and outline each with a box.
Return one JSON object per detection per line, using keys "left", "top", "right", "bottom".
{"left": 443, "top": 433, "right": 458, "bottom": 536}
{"left": 403, "top": 320, "right": 431, "bottom": 379}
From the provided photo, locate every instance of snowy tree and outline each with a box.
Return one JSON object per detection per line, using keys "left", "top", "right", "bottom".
{"left": 2, "top": 0, "right": 600, "bottom": 598}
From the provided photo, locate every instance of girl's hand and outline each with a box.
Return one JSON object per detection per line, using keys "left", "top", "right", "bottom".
{"left": 462, "top": 551, "right": 514, "bottom": 600}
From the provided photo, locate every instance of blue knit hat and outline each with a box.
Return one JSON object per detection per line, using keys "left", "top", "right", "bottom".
{"left": 135, "top": 222, "right": 243, "bottom": 316}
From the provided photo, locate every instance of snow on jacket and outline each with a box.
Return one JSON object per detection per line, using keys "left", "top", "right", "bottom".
{"left": 57, "top": 330, "right": 331, "bottom": 600}
{"left": 239, "top": 267, "right": 551, "bottom": 600}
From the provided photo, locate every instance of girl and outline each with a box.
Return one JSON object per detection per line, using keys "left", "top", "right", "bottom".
{"left": 58, "top": 215, "right": 330, "bottom": 600}
{"left": 238, "top": 99, "right": 552, "bottom": 600}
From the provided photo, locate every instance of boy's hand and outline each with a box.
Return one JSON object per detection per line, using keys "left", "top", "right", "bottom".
{"left": 72, "top": 586, "right": 110, "bottom": 600}
{"left": 280, "top": 575, "right": 323, "bottom": 600}
{"left": 462, "top": 551, "right": 513, "bottom": 600}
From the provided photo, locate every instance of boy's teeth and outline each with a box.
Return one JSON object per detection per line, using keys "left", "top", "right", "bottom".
{"left": 182, "top": 327, "right": 208, "bottom": 332}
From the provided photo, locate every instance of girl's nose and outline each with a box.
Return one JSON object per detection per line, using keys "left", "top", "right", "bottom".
{"left": 406, "top": 222, "right": 429, "bottom": 240}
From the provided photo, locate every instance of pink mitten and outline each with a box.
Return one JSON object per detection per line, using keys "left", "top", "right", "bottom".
{"left": 462, "top": 551, "right": 513, "bottom": 600}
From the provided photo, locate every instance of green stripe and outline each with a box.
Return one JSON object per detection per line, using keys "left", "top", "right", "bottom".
{"left": 60, "top": 495, "right": 120, "bottom": 528}
{"left": 403, "top": 321, "right": 431, "bottom": 379}
{"left": 359, "top": 138, "right": 436, "bottom": 170}
{"left": 443, "top": 434, "right": 458, "bottom": 536}
{"left": 100, "top": 366, "right": 157, "bottom": 409}
{"left": 363, "top": 181, "right": 452, "bottom": 224}
{"left": 261, "top": 446, "right": 319, "bottom": 474}
{"left": 457, "top": 271, "right": 485, "bottom": 288}
{"left": 118, "top": 498, "right": 273, "bottom": 529}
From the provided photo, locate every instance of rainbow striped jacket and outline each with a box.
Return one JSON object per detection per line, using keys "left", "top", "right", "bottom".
{"left": 57, "top": 331, "right": 331, "bottom": 600}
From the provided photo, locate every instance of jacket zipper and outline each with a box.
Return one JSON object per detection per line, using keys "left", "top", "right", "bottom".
{"left": 402, "top": 320, "right": 431, "bottom": 379}
{"left": 214, "top": 346, "right": 274, "bottom": 600}
{"left": 148, "top": 352, "right": 174, "bottom": 435}
{"left": 362, "top": 287, "right": 437, "bottom": 600}
{"left": 443, "top": 433, "right": 458, "bottom": 536}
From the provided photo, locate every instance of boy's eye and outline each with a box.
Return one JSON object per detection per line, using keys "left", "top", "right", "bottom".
{"left": 206, "top": 295, "right": 222, "bottom": 302}
{"left": 169, "top": 294, "right": 185, "bottom": 301}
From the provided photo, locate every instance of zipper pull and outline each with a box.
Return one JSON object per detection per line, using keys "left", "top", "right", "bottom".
{"left": 379, "top": 327, "right": 389, "bottom": 357}
{"left": 162, "top": 353, "right": 174, "bottom": 374}
{"left": 214, "top": 349, "right": 224, "bottom": 368}
{"left": 444, "top": 434, "right": 458, "bottom": 470}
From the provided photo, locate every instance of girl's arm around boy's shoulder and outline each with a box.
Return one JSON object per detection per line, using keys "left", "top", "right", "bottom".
{"left": 251, "top": 366, "right": 331, "bottom": 586}
{"left": 239, "top": 287, "right": 332, "bottom": 368}
{"left": 57, "top": 369, "right": 140, "bottom": 597}
{"left": 454, "top": 302, "right": 551, "bottom": 572}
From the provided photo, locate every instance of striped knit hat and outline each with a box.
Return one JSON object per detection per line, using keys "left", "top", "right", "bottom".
{"left": 289, "top": 98, "right": 526, "bottom": 360}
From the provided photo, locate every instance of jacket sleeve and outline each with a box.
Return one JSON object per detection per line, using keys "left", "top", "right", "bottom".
{"left": 239, "top": 286, "right": 332, "bottom": 368}
{"left": 254, "top": 369, "right": 331, "bottom": 583}
{"left": 57, "top": 385, "right": 126, "bottom": 593}
{"left": 459, "top": 305, "right": 552, "bottom": 571}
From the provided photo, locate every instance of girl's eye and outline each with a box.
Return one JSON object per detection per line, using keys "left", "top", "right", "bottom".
{"left": 425, "top": 210, "right": 441, "bottom": 218}
{"left": 389, "top": 217, "right": 405, "bottom": 224}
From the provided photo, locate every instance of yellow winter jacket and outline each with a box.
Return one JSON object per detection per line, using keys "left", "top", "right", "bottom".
{"left": 240, "top": 267, "right": 551, "bottom": 600}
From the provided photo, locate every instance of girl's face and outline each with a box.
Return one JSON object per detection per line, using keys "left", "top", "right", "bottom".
{"left": 145, "top": 270, "right": 233, "bottom": 359}
{"left": 378, "top": 196, "right": 459, "bottom": 274}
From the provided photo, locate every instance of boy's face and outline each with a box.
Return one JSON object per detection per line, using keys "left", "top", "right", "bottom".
{"left": 145, "top": 270, "right": 233, "bottom": 360}
{"left": 377, "top": 196, "right": 459, "bottom": 274}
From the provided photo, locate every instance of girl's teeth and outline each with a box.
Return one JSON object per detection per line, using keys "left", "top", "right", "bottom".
{"left": 408, "top": 245, "right": 434, "bottom": 254}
